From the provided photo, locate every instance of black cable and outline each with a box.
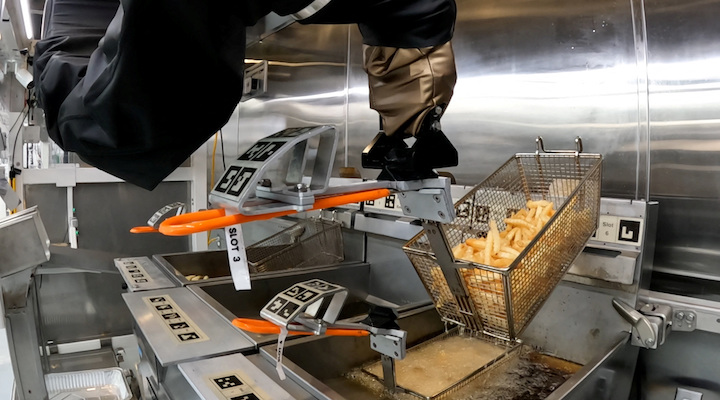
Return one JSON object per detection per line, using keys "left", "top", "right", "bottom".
{"left": 219, "top": 128, "right": 227, "bottom": 170}
{"left": 9, "top": 106, "right": 29, "bottom": 171}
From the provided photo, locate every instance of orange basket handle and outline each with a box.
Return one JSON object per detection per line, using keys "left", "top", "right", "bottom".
{"left": 129, "top": 226, "right": 159, "bottom": 234}
{"left": 156, "top": 188, "right": 390, "bottom": 236}
{"left": 232, "top": 318, "right": 369, "bottom": 337}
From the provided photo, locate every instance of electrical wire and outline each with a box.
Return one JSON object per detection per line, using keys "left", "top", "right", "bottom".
{"left": 219, "top": 128, "right": 227, "bottom": 170}
{"left": 6, "top": 106, "right": 28, "bottom": 214}
{"left": 208, "top": 132, "right": 219, "bottom": 245}
{"left": 211, "top": 131, "right": 218, "bottom": 189}
{"left": 208, "top": 128, "right": 227, "bottom": 245}
{"left": 8, "top": 105, "right": 29, "bottom": 170}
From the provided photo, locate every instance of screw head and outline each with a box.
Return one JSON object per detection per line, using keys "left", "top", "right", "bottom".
{"left": 438, "top": 211, "right": 446, "bottom": 219}
{"left": 433, "top": 195, "right": 441, "bottom": 203}
{"left": 686, "top": 313, "right": 695, "bottom": 322}
{"left": 404, "top": 206, "right": 411, "bottom": 213}
{"left": 296, "top": 183, "right": 308, "bottom": 192}
{"left": 677, "top": 312, "right": 685, "bottom": 320}
{"left": 645, "top": 338, "right": 655, "bottom": 346}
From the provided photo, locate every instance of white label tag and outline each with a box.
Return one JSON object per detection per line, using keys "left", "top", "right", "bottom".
{"left": 224, "top": 223, "right": 251, "bottom": 291}
{"left": 275, "top": 326, "right": 288, "bottom": 381}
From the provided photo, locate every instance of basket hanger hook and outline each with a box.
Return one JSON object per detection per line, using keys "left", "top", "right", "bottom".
{"left": 536, "top": 136, "right": 583, "bottom": 156}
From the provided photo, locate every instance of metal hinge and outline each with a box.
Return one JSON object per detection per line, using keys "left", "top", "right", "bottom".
{"left": 613, "top": 298, "right": 698, "bottom": 349}
{"left": 612, "top": 298, "right": 671, "bottom": 349}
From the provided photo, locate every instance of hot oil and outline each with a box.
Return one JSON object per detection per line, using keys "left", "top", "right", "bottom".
{"left": 448, "top": 349, "right": 581, "bottom": 400}
{"left": 346, "top": 346, "right": 580, "bottom": 400}
{"left": 364, "top": 335, "right": 506, "bottom": 397}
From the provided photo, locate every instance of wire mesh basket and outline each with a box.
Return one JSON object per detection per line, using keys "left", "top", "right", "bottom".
{"left": 247, "top": 219, "right": 344, "bottom": 273}
{"left": 403, "top": 145, "right": 602, "bottom": 341}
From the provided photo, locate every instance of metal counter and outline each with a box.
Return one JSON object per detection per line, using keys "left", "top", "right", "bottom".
{"left": 123, "top": 287, "right": 254, "bottom": 368}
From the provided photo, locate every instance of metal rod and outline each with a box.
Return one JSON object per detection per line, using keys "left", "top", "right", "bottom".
{"left": 380, "top": 354, "right": 397, "bottom": 392}
{"left": 422, "top": 221, "right": 468, "bottom": 297}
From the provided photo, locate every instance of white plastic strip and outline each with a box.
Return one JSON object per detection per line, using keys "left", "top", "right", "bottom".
{"left": 275, "top": 326, "right": 288, "bottom": 381}
{"left": 56, "top": 339, "right": 101, "bottom": 355}
{"left": 225, "top": 223, "right": 251, "bottom": 290}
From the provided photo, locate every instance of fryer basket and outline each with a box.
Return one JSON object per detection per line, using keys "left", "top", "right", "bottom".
{"left": 404, "top": 149, "right": 602, "bottom": 340}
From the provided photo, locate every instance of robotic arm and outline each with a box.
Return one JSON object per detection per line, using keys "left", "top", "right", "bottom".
{"left": 297, "top": 0, "right": 459, "bottom": 180}
{"left": 33, "top": 0, "right": 458, "bottom": 189}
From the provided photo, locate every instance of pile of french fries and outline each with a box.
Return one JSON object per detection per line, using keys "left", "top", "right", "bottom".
{"left": 452, "top": 200, "right": 556, "bottom": 269}
{"left": 185, "top": 274, "right": 209, "bottom": 281}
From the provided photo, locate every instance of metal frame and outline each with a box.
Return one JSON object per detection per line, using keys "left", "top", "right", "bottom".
{"left": 15, "top": 145, "right": 208, "bottom": 251}
{"left": 639, "top": 290, "right": 720, "bottom": 335}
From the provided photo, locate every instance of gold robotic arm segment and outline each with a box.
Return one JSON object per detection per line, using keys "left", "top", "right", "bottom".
{"left": 363, "top": 41, "right": 457, "bottom": 138}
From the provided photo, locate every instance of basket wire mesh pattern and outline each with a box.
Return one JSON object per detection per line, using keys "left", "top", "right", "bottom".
{"left": 247, "top": 219, "right": 344, "bottom": 273}
{"left": 404, "top": 153, "right": 602, "bottom": 340}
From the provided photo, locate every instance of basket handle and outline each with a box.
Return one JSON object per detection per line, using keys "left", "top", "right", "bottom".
{"left": 535, "top": 136, "right": 583, "bottom": 155}
{"left": 155, "top": 188, "right": 390, "bottom": 236}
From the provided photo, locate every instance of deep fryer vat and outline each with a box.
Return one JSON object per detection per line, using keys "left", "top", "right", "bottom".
{"left": 248, "top": 219, "right": 344, "bottom": 273}
{"left": 361, "top": 329, "right": 521, "bottom": 400}
{"left": 154, "top": 219, "right": 344, "bottom": 284}
{"left": 261, "top": 306, "right": 598, "bottom": 400}
{"left": 404, "top": 153, "right": 602, "bottom": 340}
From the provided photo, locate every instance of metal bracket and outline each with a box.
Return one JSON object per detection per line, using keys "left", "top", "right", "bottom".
{"left": 210, "top": 126, "right": 339, "bottom": 215}
{"left": 638, "top": 303, "right": 672, "bottom": 348}
{"left": 147, "top": 202, "right": 186, "bottom": 229}
{"left": 612, "top": 298, "right": 672, "bottom": 349}
{"left": 209, "top": 126, "right": 455, "bottom": 223}
{"left": 259, "top": 279, "right": 348, "bottom": 335}
{"left": 396, "top": 178, "right": 455, "bottom": 223}
{"left": 672, "top": 309, "right": 697, "bottom": 332}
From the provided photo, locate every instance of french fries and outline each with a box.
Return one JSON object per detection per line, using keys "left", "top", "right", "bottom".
{"left": 452, "top": 200, "right": 555, "bottom": 269}
{"left": 184, "top": 274, "right": 209, "bottom": 281}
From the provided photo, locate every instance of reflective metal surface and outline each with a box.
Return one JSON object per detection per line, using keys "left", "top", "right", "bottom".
{"left": 639, "top": 330, "right": 720, "bottom": 400}
{"left": 245, "top": 354, "right": 316, "bottom": 400}
{"left": 186, "top": 262, "right": 425, "bottom": 348}
{"left": 218, "top": 23, "right": 350, "bottom": 191}
{"left": 345, "top": 0, "right": 644, "bottom": 198}
{"left": 522, "top": 282, "right": 633, "bottom": 365}
{"left": 46, "top": 347, "right": 118, "bottom": 373}
{"left": 545, "top": 335, "right": 638, "bottom": 400}
{"left": 23, "top": 182, "right": 192, "bottom": 255}
{"left": 115, "top": 256, "right": 177, "bottom": 292}
{"left": 36, "top": 272, "right": 134, "bottom": 344}
{"left": 259, "top": 306, "right": 445, "bottom": 400}
{"left": 122, "top": 287, "right": 254, "bottom": 367}
{"left": 645, "top": 0, "right": 720, "bottom": 282}
{"left": 0, "top": 206, "right": 50, "bottom": 277}
{"left": 2, "top": 270, "right": 48, "bottom": 400}
{"left": 179, "top": 353, "right": 295, "bottom": 400}
{"left": 224, "top": 0, "right": 719, "bottom": 284}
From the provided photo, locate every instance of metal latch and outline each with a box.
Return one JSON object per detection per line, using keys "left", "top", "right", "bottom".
{"left": 612, "top": 298, "right": 672, "bottom": 349}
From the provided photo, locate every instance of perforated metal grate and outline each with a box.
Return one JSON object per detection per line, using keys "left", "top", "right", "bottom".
{"left": 404, "top": 153, "right": 602, "bottom": 340}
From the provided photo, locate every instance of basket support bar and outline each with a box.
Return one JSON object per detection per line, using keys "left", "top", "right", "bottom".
{"left": 423, "top": 221, "right": 469, "bottom": 297}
